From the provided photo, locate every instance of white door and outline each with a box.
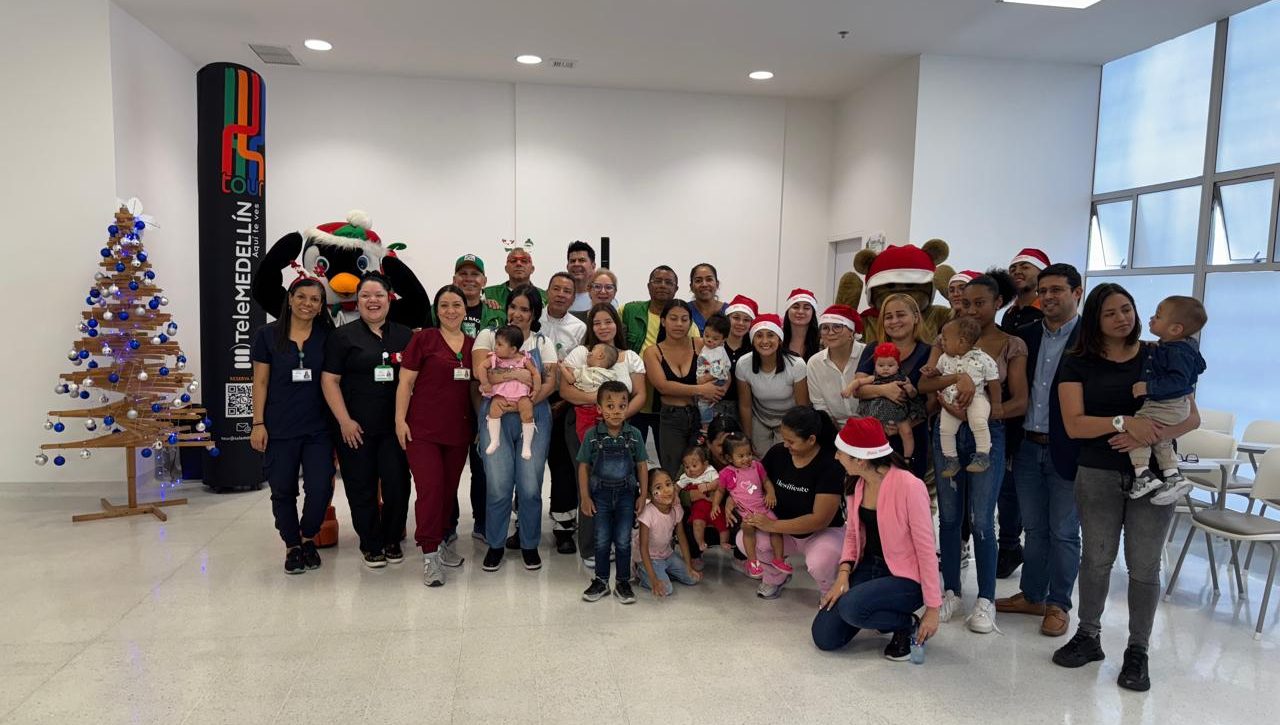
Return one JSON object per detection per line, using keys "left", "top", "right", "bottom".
{"left": 828, "top": 237, "right": 863, "bottom": 303}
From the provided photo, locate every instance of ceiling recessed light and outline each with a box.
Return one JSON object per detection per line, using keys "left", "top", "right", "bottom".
{"left": 998, "top": 0, "right": 1102, "bottom": 8}
{"left": 516, "top": 54, "right": 543, "bottom": 65}
{"left": 749, "top": 71, "right": 774, "bottom": 81}
{"left": 303, "top": 39, "right": 332, "bottom": 51}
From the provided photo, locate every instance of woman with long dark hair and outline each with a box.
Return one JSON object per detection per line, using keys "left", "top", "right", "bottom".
{"left": 783, "top": 288, "right": 821, "bottom": 361}
{"left": 644, "top": 299, "right": 724, "bottom": 475}
{"left": 250, "top": 276, "right": 335, "bottom": 574}
{"left": 736, "top": 314, "right": 810, "bottom": 455}
{"left": 1052, "top": 283, "right": 1199, "bottom": 691}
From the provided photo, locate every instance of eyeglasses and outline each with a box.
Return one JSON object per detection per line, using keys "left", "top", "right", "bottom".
{"left": 818, "top": 324, "right": 848, "bottom": 334}
{"left": 1178, "top": 453, "right": 1199, "bottom": 464}
{"left": 591, "top": 284, "right": 616, "bottom": 292}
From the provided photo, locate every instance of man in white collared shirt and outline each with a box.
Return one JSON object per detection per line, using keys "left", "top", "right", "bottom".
{"left": 539, "top": 271, "right": 588, "bottom": 554}
{"left": 806, "top": 305, "right": 865, "bottom": 428}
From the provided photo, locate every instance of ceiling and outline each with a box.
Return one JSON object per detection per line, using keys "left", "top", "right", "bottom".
{"left": 117, "top": 0, "right": 1267, "bottom": 99}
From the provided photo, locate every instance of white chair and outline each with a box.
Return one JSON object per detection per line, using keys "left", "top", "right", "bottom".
{"left": 1198, "top": 408, "right": 1237, "bottom": 435}
{"left": 1164, "top": 448, "right": 1280, "bottom": 640}
{"left": 1237, "top": 420, "right": 1280, "bottom": 569}
{"left": 1168, "top": 429, "right": 1244, "bottom": 583}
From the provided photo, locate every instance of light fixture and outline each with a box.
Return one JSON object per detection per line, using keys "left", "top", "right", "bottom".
{"left": 748, "top": 71, "right": 774, "bottom": 81}
{"left": 303, "top": 39, "right": 332, "bottom": 51}
{"left": 516, "top": 54, "right": 543, "bottom": 65}
{"left": 997, "top": 0, "right": 1102, "bottom": 8}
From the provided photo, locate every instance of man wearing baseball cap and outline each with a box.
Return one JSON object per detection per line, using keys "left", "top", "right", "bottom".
{"left": 1001, "top": 248, "right": 1048, "bottom": 334}
{"left": 444, "top": 254, "right": 506, "bottom": 339}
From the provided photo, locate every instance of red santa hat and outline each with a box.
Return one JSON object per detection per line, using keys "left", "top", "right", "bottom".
{"left": 859, "top": 244, "right": 937, "bottom": 313}
{"left": 306, "top": 210, "right": 381, "bottom": 249}
{"left": 1010, "top": 248, "right": 1050, "bottom": 270}
{"left": 836, "top": 417, "right": 895, "bottom": 459}
{"left": 949, "top": 269, "right": 982, "bottom": 286}
{"left": 725, "top": 295, "right": 758, "bottom": 319}
{"left": 749, "top": 313, "right": 784, "bottom": 340}
{"left": 818, "top": 304, "right": 863, "bottom": 334}
{"left": 785, "top": 288, "right": 819, "bottom": 311}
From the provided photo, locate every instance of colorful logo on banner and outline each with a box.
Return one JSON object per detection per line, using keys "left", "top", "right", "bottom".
{"left": 220, "top": 67, "right": 265, "bottom": 197}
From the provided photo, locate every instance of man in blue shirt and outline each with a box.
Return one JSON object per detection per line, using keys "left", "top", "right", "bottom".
{"left": 996, "top": 263, "right": 1083, "bottom": 638}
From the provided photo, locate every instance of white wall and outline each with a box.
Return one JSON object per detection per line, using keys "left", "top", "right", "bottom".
{"left": 776, "top": 101, "right": 836, "bottom": 311}
{"left": 1, "top": 0, "right": 118, "bottom": 483}
{"left": 908, "top": 55, "right": 1100, "bottom": 275}
{"left": 828, "top": 58, "right": 920, "bottom": 253}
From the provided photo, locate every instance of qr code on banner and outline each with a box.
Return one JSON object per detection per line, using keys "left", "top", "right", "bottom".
{"left": 225, "top": 383, "right": 253, "bottom": 418}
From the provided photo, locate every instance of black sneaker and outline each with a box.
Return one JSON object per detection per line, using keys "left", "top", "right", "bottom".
{"left": 384, "top": 543, "right": 404, "bottom": 564}
{"left": 883, "top": 629, "right": 913, "bottom": 661}
{"left": 505, "top": 530, "right": 521, "bottom": 550}
{"left": 1117, "top": 646, "right": 1150, "bottom": 691}
{"left": 284, "top": 547, "right": 305, "bottom": 575}
{"left": 614, "top": 579, "right": 637, "bottom": 604}
{"left": 1053, "top": 630, "right": 1105, "bottom": 668}
{"left": 363, "top": 549, "right": 388, "bottom": 569}
{"left": 522, "top": 548, "right": 542, "bottom": 570}
{"left": 482, "top": 547, "right": 504, "bottom": 572}
{"left": 555, "top": 532, "right": 577, "bottom": 555}
{"left": 996, "top": 546, "right": 1023, "bottom": 579}
{"left": 300, "top": 541, "right": 321, "bottom": 570}
{"left": 582, "top": 578, "right": 609, "bottom": 602}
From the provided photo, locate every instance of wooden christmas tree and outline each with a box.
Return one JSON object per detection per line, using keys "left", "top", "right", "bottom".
{"left": 37, "top": 201, "right": 218, "bottom": 522}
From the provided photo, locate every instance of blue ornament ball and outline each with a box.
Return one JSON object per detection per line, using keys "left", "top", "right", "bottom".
{"left": 118, "top": 311, "right": 129, "bottom": 321}
{"left": 87, "top": 361, "right": 98, "bottom": 369}
{"left": 87, "top": 329, "right": 98, "bottom": 338}
{"left": 85, "top": 296, "right": 95, "bottom": 305}
{"left": 54, "top": 455, "right": 66, "bottom": 466}
{"left": 89, "top": 288, "right": 101, "bottom": 298}
{"left": 144, "top": 271, "right": 155, "bottom": 280}
{"left": 128, "top": 281, "right": 139, "bottom": 291}
{"left": 128, "top": 340, "right": 140, "bottom": 350}
{"left": 137, "top": 251, "right": 148, "bottom": 261}
{"left": 179, "top": 356, "right": 189, "bottom": 365}
{"left": 108, "top": 373, "right": 119, "bottom": 383}
{"left": 107, "top": 225, "right": 119, "bottom": 235}
{"left": 134, "top": 220, "right": 145, "bottom": 231}
{"left": 209, "top": 447, "right": 221, "bottom": 457}
{"left": 148, "top": 299, "right": 160, "bottom": 310}
{"left": 87, "top": 319, "right": 98, "bottom": 328}
{"left": 115, "top": 263, "right": 125, "bottom": 272}
{"left": 167, "top": 433, "right": 178, "bottom": 445}
{"left": 202, "top": 417, "right": 212, "bottom": 427}
{"left": 103, "top": 416, "right": 115, "bottom": 426}
{"left": 159, "top": 366, "right": 170, "bottom": 376}
{"left": 140, "top": 448, "right": 152, "bottom": 459}
{"left": 151, "top": 403, "right": 163, "bottom": 413}
{"left": 53, "top": 422, "right": 65, "bottom": 432}
{"left": 100, "top": 247, "right": 112, "bottom": 258}
{"left": 180, "top": 393, "right": 190, "bottom": 403}
{"left": 78, "top": 350, "right": 89, "bottom": 359}
{"left": 78, "top": 391, "right": 90, "bottom": 399}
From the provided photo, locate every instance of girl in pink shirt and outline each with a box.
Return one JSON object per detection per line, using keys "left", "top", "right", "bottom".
{"left": 712, "top": 434, "right": 793, "bottom": 578}
{"left": 811, "top": 417, "right": 941, "bottom": 661}
{"left": 635, "top": 471, "right": 703, "bottom": 597}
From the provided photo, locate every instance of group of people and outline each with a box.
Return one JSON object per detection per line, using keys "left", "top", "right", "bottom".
{"left": 249, "top": 238, "right": 1208, "bottom": 691}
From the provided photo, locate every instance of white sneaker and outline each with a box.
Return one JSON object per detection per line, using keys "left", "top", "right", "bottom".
{"left": 967, "top": 597, "right": 999, "bottom": 634}
{"left": 438, "top": 537, "right": 464, "bottom": 568}
{"left": 938, "top": 590, "right": 963, "bottom": 623}
{"left": 422, "top": 552, "right": 445, "bottom": 587}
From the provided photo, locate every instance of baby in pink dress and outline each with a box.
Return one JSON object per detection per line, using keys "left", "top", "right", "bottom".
{"left": 712, "top": 434, "right": 793, "bottom": 578}
{"left": 478, "top": 326, "right": 542, "bottom": 460}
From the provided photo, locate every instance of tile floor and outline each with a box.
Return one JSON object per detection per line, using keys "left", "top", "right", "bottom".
{"left": 1, "top": 473, "right": 1277, "bottom": 724}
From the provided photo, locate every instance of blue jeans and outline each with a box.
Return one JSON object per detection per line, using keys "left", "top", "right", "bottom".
{"left": 637, "top": 553, "right": 698, "bottom": 593}
{"left": 592, "top": 480, "right": 637, "bottom": 583}
{"left": 934, "top": 418, "right": 1006, "bottom": 601}
{"left": 479, "top": 399, "right": 553, "bottom": 550}
{"left": 1014, "top": 440, "right": 1081, "bottom": 611}
{"left": 811, "top": 556, "right": 924, "bottom": 651}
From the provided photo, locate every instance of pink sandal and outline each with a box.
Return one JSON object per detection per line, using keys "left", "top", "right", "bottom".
{"left": 771, "top": 558, "right": 794, "bottom": 574}
{"left": 745, "top": 560, "right": 764, "bottom": 579}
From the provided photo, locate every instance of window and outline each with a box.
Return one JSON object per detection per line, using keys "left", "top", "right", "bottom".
{"left": 1087, "top": 0, "right": 1280, "bottom": 431}
{"left": 1217, "top": 1, "right": 1280, "bottom": 172}
{"left": 1093, "top": 24, "right": 1215, "bottom": 194}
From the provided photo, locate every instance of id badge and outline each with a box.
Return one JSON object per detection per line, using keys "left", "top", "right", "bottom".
{"left": 373, "top": 364, "right": 394, "bottom": 382}
{"left": 291, "top": 368, "right": 313, "bottom": 382}
{"left": 453, "top": 368, "right": 471, "bottom": 381}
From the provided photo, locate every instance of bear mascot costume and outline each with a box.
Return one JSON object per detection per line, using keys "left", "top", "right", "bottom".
{"left": 835, "top": 239, "right": 955, "bottom": 344}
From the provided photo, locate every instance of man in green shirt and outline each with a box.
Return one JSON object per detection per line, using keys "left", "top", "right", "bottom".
{"left": 482, "top": 244, "right": 546, "bottom": 311}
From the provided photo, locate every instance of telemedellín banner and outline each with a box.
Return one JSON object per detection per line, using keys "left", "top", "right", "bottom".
{"left": 196, "top": 62, "right": 266, "bottom": 490}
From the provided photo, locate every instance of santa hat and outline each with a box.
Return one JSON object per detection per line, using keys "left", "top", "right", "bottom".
{"left": 859, "top": 244, "right": 937, "bottom": 313}
{"left": 872, "top": 342, "right": 900, "bottom": 361}
{"left": 785, "top": 288, "right": 819, "bottom": 311}
{"left": 306, "top": 210, "right": 381, "bottom": 249}
{"left": 749, "top": 313, "right": 784, "bottom": 340}
{"left": 836, "top": 417, "right": 895, "bottom": 459}
{"left": 818, "top": 304, "right": 863, "bottom": 334}
{"left": 1010, "top": 248, "right": 1050, "bottom": 270}
{"left": 725, "top": 295, "right": 758, "bottom": 319}
{"left": 949, "top": 269, "right": 982, "bottom": 286}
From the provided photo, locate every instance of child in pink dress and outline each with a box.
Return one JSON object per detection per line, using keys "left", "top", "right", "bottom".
{"left": 712, "top": 433, "right": 793, "bottom": 578}
{"left": 478, "top": 325, "right": 542, "bottom": 460}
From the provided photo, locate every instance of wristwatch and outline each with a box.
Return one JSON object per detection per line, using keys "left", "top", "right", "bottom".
{"left": 1112, "top": 415, "right": 1126, "bottom": 433}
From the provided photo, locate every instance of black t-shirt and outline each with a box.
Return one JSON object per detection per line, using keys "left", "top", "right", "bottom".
{"left": 250, "top": 323, "right": 331, "bottom": 438}
{"left": 859, "top": 506, "right": 884, "bottom": 562}
{"left": 1000, "top": 304, "right": 1044, "bottom": 334}
{"left": 1058, "top": 347, "right": 1147, "bottom": 472}
{"left": 723, "top": 339, "right": 751, "bottom": 403}
{"left": 762, "top": 444, "right": 846, "bottom": 537}
{"left": 463, "top": 303, "right": 485, "bottom": 338}
{"left": 322, "top": 319, "right": 414, "bottom": 434}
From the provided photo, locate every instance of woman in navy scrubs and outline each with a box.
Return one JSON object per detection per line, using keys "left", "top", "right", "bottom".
{"left": 250, "top": 277, "right": 335, "bottom": 574}
{"left": 321, "top": 273, "right": 415, "bottom": 569}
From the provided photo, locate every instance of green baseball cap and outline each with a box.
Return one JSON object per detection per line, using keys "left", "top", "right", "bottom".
{"left": 455, "top": 254, "right": 485, "bottom": 273}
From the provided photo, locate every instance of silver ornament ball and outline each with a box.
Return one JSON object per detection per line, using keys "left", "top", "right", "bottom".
{"left": 102, "top": 311, "right": 113, "bottom": 321}
{"left": 67, "top": 383, "right": 79, "bottom": 393}
{"left": 43, "top": 419, "right": 54, "bottom": 431}
{"left": 84, "top": 419, "right": 98, "bottom": 432}
{"left": 137, "top": 371, "right": 149, "bottom": 382}
{"left": 187, "top": 381, "right": 199, "bottom": 392}
{"left": 34, "top": 453, "right": 49, "bottom": 466}
{"left": 195, "top": 422, "right": 207, "bottom": 433}
{"left": 151, "top": 336, "right": 162, "bottom": 345}
{"left": 126, "top": 409, "right": 138, "bottom": 420}
{"left": 159, "top": 296, "right": 169, "bottom": 306}
{"left": 79, "top": 449, "right": 92, "bottom": 460}
{"left": 67, "top": 349, "right": 79, "bottom": 361}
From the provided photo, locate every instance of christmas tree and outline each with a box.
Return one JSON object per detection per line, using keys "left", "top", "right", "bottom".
{"left": 37, "top": 200, "right": 218, "bottom": 522}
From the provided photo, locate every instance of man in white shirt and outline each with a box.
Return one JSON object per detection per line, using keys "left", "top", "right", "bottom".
{"left": 541, "top": 271, "right": 588, "bottom": 554}
{"left": 806, "top": 304, "right": 865, "bottom": 428}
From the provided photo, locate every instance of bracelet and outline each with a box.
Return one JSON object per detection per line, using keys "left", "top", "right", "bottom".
{"left": 252, "top": 422, "right": 265, "bottom": 427}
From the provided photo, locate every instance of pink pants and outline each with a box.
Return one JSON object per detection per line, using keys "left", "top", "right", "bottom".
{"left": 735, "top": 527, "right": 844, "bottom": 595}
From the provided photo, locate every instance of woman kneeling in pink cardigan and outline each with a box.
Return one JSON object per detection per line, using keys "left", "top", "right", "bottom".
{"left": 811, "top": 417, "right": 941, "bottom": 660}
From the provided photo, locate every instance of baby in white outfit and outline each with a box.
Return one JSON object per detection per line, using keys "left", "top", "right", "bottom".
{"left": 936, "top": 316, "right": 1002, "bottom": 478}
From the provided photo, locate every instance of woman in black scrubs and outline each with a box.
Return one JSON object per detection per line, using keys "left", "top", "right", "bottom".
{"left": 321, "top": 273, "right": 415, "bottom": 568}
{"left": 250, "top": 277, "right": 334, "bottom": 574}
